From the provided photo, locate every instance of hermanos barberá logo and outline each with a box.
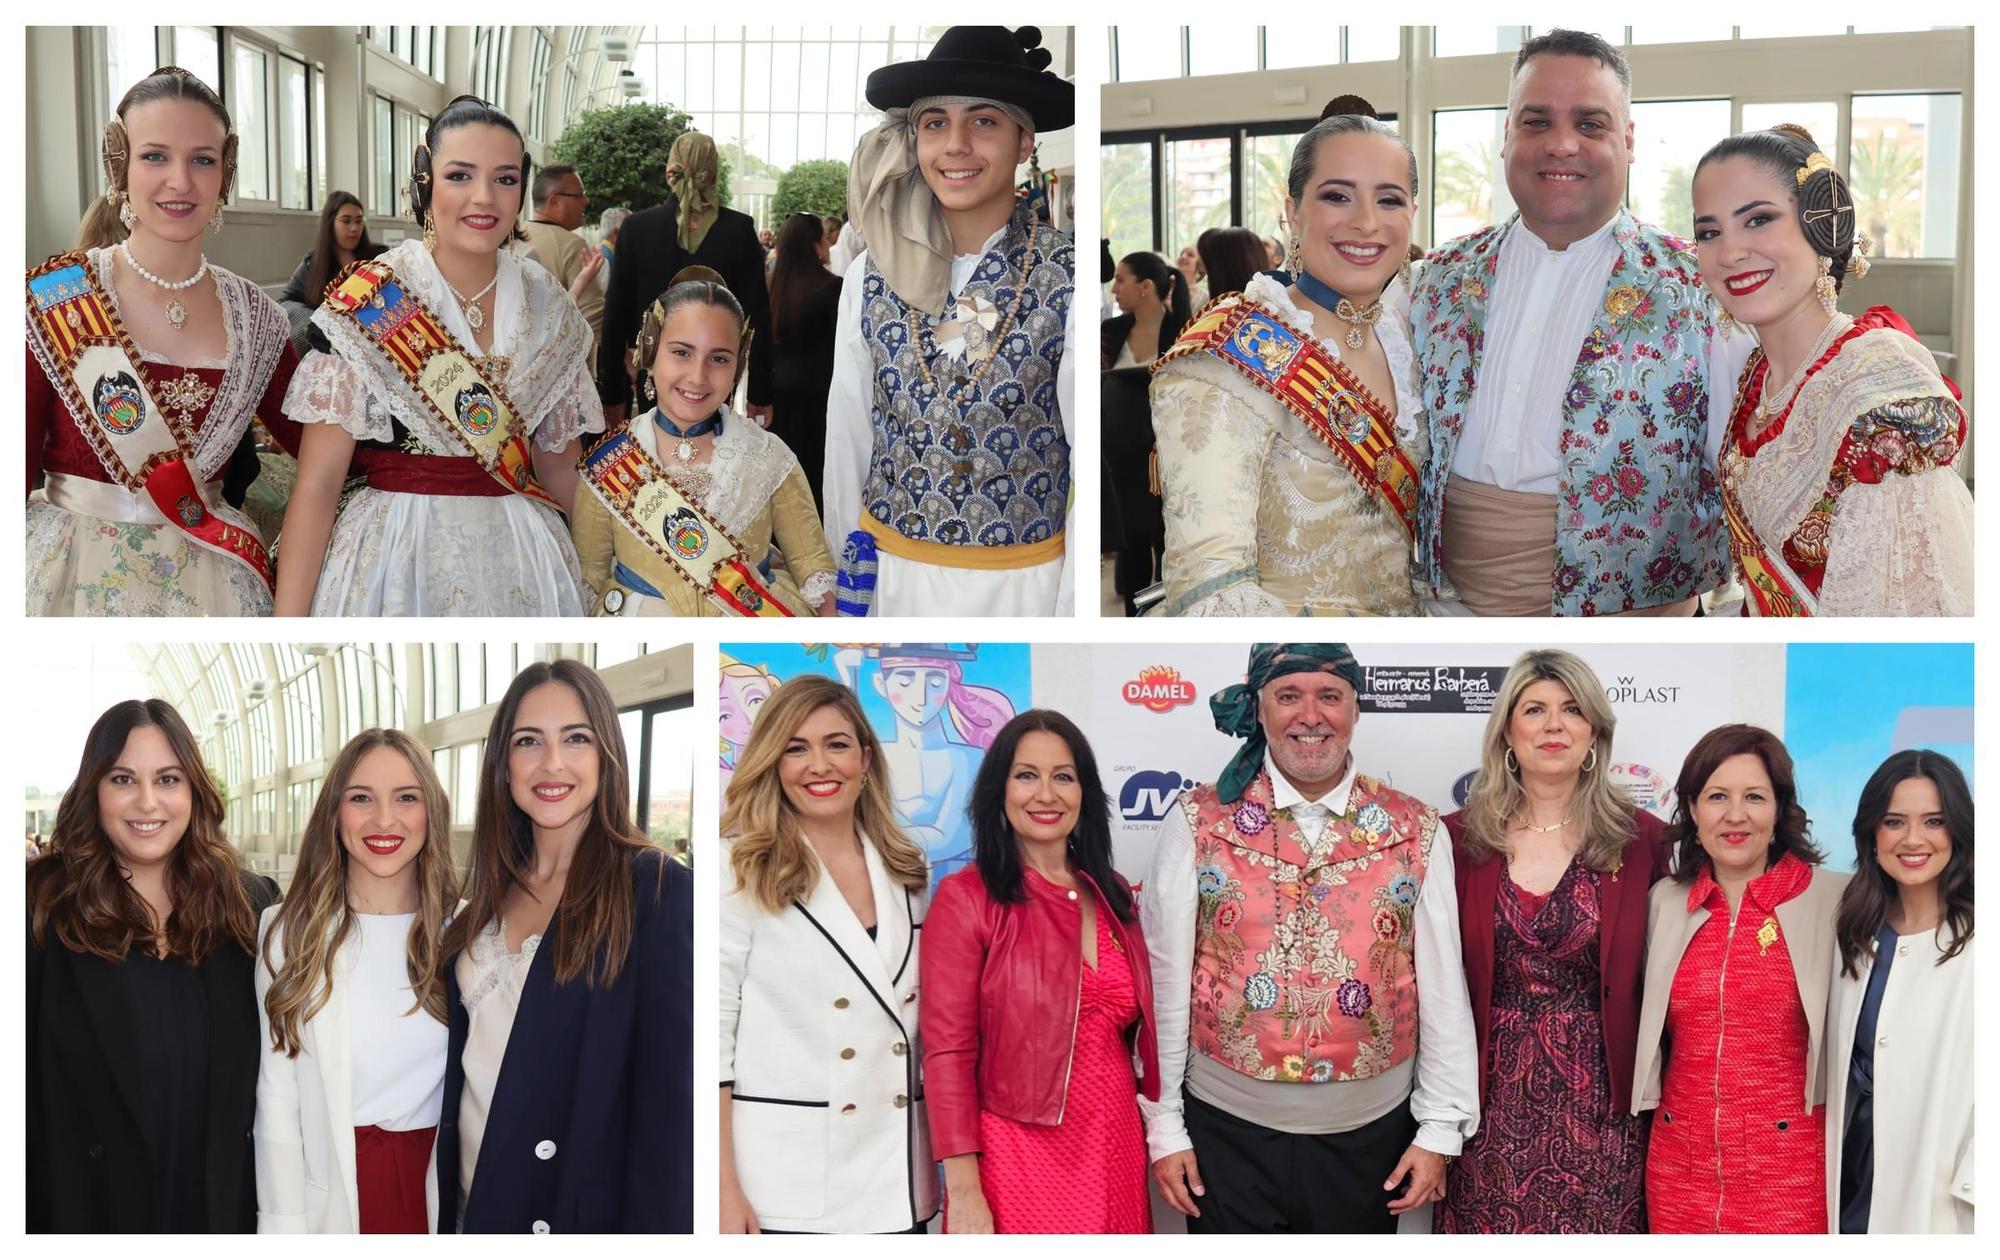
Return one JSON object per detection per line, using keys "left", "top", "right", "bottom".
{"left": 1118, "top": 769, "right": 1197, "bottom": 822}
{"left": 1121, "top": 665, "right": 1198, "bottom": 713}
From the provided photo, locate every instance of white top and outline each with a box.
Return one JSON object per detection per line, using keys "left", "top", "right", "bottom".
{"left": 1137, "top": 752, "right": 1480, "bottom": 1162}
{"left": 454, "top": 920, "right": 540, "bottom": 1215}
{"left": 822, "top": 222, "right": 1078, "bottom": 611}
{"left": 1111, "top": 338, "right": 1145, "bottom": 369}
{"left": 350, "top": 912, "right": 447, "bottom": 1130}
{"left": 1826, "top": 930, "right": 1975, "bottom": 1233}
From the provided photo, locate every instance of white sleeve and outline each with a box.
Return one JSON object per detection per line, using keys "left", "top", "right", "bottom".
{"left": 1408, "top": 827, "right": 1480, "bottom": 1156}
{"left": 1137, "top": 801, "right": 1200, "bottom": 1161}
{"left": 718, "top": 875, "right": 752, "bottom": 1084}
{"left": 1819, "top": 467, "right": 1975, "bottom": 616}
{"left": 1152, "top": 366, "right": 1289, "bottom": 616}
{"left": 1055, "top": 287, "right": 1078, "bottom": 615}
{"left": 822, "top": 253, "right": 875, "bottom": 550}
{"left": 251, "top": 911, "right": 308, "bottom": 1232}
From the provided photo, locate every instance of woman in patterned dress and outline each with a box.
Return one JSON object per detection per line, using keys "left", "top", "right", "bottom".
{"left": 921, "top": 710, "right": 1157, "bottom": 1233}
{"left": 276, "top": 96, "right": 601, "bottom": 616}
{"left": 26, "top": 67, "right": 298, "bottom": 616}
{"left": 1437, "top": 650, "right": 1667, "bottom": 1232}
{"left": 1692, "top": 125, "right": 1971, "bottom": 615}
{"left": 1634, "top": 725, "right": 1847, "bottom": 1232}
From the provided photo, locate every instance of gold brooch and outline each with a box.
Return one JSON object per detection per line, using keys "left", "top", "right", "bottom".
{"left": 1756, "top": 915, "right": 1779, "bottom": 956}
{"left": 1796, "top": 151, "right": 1835, "bottom": 186}
{"left": 1604, "top": 285, "right": 1643, "bottom": 322}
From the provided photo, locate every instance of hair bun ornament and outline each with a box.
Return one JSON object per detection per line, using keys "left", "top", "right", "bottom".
{"left": 1320, "top": 93, "right": 1379, "bottom": 122}
{"left": 671, "top": 264, "right": 728, "bottom": 288}
{"left": 1771, "top": 121, "right": 1818, "bottom": 147}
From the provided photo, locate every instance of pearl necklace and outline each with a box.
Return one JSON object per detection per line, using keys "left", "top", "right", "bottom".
{"left": 1750, "top": 313, "right": 1850, "bottom": 436}
{"left": 441, "top": 266, "right": 501, "bottom": 332}
{"left": 119, "top": 241, "right": 208, "bottom": 331}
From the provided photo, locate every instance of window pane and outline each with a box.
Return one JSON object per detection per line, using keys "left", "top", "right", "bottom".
{"left": 1260, "top": 24, "right": 1336, "bottom": 71}
{"left": 1740, "top": 100, "right": 1838, "bottom": 152}
{"left": 175, "top": 27, "right": 220, "bottom": 96}
{"left": 1187, "top": 25, "right": 1255, "bottom": 77}
{"left": 1243, "top": 131, "right": 1305, "bottom": 246}
{"left": 1627, "top": 99, "right": 1730, "bottom": 239}
{"left": 458, "top": 646, "right": 481, "bottom": 715}
{"left": 314, "top": 68, "right": 327, "bottom": 207}
{"left": 1102, "top": 141, "right": 1156, "bottom": 262}
{"left": 769, "top": 42, "right": 799, "bottom": 111}
{"left": 1851, "top": 93, "right": 1960, "bottom": 259}
{"left": 455, "top": 742, "right": 482, "bottom": 825}
{"left": 1164, "top": 136, "right": 1233, "bottom": 260}
{"left": 621, "top": 709, "right": 645, "bottom": 822}
{"left": 647, "top": 706, "right": 695, "bottom": 858}
{"left": 373, "top": 96, "right": 394, "bottom": 215}
{"left": 1434, "top": 27, "right": 1524, "bottom": 58}
{"left": 231, "top": 42, "right": 271, "bottom": 201}
{"left": 687, "top": 41, "right": 714, "bottom": 111}
{"left": 107, "top": 26, "right": 158, "bottom": 119}
{"left": 279, "top": 56, "right": 308, "bottom": 209}
{"left": 1431, "top": 107, "right": 1510, "bottom": 245}
{"left": 1344, "top": 26, "right": 1401, "bottom": 63}
{"left": 1116, "top": 26, "right": 1181, "bottom": 82}
{"left": 1628, "top": 24, "right": 1735, "bottom": 44}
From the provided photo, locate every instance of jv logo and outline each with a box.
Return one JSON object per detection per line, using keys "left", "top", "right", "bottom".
{"left": 1119, "top": 769, "right": 1196, "bottom": 822}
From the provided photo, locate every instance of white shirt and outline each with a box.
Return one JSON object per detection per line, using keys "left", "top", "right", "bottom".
{"left": 350, "top": 912, "right": 447, "bottom": 1129}
{"left": 454, "top": 921, "right": 539, "bottom": 1217}
{"left": 823, "top": 222, "right": 1078, "bottom": 613}
{"left": 1138, "top": 752, "right": 1480, "bottom": 1161}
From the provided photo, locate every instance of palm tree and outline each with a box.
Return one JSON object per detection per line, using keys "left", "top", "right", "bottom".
{"left": 1848, "top": 132, "right": 1926, "bottom": 258}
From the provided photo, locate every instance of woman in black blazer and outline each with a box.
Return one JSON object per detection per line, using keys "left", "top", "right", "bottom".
{"left": 1100, "top": 250, "right": 1190, "bottom": 369}
{"left": 27, "top": 699, "right": 275, "bottom": 1233}
{"left": 436, "top": 659, "right": 693, "bottom": 1234}
{"left": 766, "top": 211, "right": 846, "bottom": 511}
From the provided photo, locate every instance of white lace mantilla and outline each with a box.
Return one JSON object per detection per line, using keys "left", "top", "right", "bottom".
{"left": 289, "top": 238, "right": 602, "bottom": 454}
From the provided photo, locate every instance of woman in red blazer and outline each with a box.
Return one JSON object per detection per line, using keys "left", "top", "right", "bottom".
{"left": 920, "top": 709, "right": 1159, "bottom": 1235}
{"left": 1436, "top": 649, "right": 1669, "bottom": 1234}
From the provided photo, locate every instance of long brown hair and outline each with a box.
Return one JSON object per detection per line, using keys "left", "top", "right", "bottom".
{"left": 1666, "top": 723, "right": 1825, "bottom": 881}
{"left": 1459, "top": 649, "right": 1634, "bottom": 873}
{"left": 1834, "top": 749, "right": 1974, "bottom": 977}
{"left": 28, "top": 699, "right": 255, "bottom": 963}
{"left": 722, "top": 674, "right": 927, "bottom": 914}
{"left": 442, "top": 660, "right": 651, "bottom": 987}
{"left": 767, "top": 211, "right": 836, "bottom": 345}
{"left": 302, "top": 190, "right": 376, "bottom": 305}
{"left": 74, "top": 66, "right": 238, "bottom": 252}
{"left": 261, "top": 729, "right": 458, "bottom": 1057}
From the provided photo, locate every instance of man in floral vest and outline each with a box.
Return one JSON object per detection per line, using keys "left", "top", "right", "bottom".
{"left": 1139, "top": 643, "right": 1478, "bottom": 1232}
{"left": 1411, "top": 29, "right": 1749, "bottom": 616}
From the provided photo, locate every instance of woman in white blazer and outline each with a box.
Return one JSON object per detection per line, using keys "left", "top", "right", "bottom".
{"left": 254, "top": 729, "right": 459, "bottom": 1233}
{"left": 1827, "top": 750, "right": 1975, "bottom": 1234}
{"left": 719, "top": 674, "right": 937, "bottom": 1234}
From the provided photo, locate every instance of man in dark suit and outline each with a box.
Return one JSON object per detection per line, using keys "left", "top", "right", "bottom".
{"left": 597, "top": 131, "right": 773, "bottom": 426}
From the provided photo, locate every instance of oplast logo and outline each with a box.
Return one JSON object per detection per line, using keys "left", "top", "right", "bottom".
{"left": 1122, "top": 665, "right": 1198, "bottom": 713}
{"left": 1119, "top": 769, "right": 1196, "bottom": 822}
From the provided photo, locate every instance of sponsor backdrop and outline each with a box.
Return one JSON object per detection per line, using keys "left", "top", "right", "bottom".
{"left": 722, "top": 643, "right": 1971, "bottom": 886}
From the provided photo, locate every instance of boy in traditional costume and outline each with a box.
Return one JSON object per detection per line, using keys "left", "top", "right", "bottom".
{"left": 823, "top": 26, "right": 1076, "bottom": 616}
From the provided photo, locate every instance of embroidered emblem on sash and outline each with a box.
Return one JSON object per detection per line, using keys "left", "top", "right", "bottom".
{"left": 93, "top": 372, "right": 145, "bottom": 435}
{"left": 176, "top": 494, "right": 205, "bottom": 527}
{"left": 456, "top": 382, "right": 499, "bottom": 436}
{"left": 664, "top": 506, "right": 708, "bottom": 559}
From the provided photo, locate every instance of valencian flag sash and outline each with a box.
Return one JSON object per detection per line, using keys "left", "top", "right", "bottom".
{"left": 579, "top": 426, "right": 802, "bottom": 617}
{"left": 1720, "top": 463, "right": 1816, "bottom": 617}
{"left": 1153, "top": 292, "right": 1419, "bottom": 538}
{"left": 25, "top": 253, "right": 273, "bottom": 589}
{"left": 322, "top": 260, "right": 561, "bottom": 509}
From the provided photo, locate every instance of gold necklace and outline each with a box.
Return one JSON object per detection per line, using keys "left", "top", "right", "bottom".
{"left": 1333, "top": 296, "right": 1384, "bottom": 350}
{"left": 1516, "top": 816, "right": 1573, "bottom": 834}
{"left": 910, "top": 219, "right": 1039, "bottom": 475}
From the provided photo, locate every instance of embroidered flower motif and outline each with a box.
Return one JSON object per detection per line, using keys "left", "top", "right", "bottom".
{"left": 1870, "top": 428, "right": 1909, "bottom": 469}
{"left": 1388, "top": 873, "right": 1419, "bottom": 907}
{"left": 1554, "top": 564, "right": 1584, "bottom": 595}
{"left": 1567, "top": 381, "right": 1595, "bottom": 411}
{"left": 1244, "top": 971, "right": 1279, "bottom": 1011}
{"left": 1232, "top": 800, "right": 1271, "bottom": 837}
{"left": 1617, "top": 465, "right": 1647, "bottom": 497}
{"left": 1604, "top": 285, "right": 1643, "bottom": 322}
{"left": 1589, "top": 473, "right": 1617, "bottom": 504}
{"left": 1197, "top": 864, "right": 1228, "bottom": 896}
{"left": 1785, "top": 510, "right": 1832, "bottom": 567}
{"left": 1310, "top": 1059, "right": 1336, "bottom": 1083}
{"left": 1281, "top": 1054, "right": 1307, "bottom": 1081}
{"left": 1216, "top": 901, "right": 1243, "bottom": 931}
{"left": 1665, "top": 380, "right": 1699, "bottom": 418}
{"left": 1336, "top": 979, "right": 1373, "bottom": 1018}
{"left": 1372, "top": 907, "right": 1401, "bottom": 941}
{"left": 1756, "top": 915, "right": 1779, "bottom": 957}
{"left": 1356, "top": 803, "right": 1392, "bottom": 840}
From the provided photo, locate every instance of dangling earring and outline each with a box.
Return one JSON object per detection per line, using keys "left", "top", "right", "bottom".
{"left": 421, "top": 208, "right": 438, "bottom": 253}
{"left": 208, "top": 202, "right": 224, "bottom": 232}
{"left": 1504, "top": 746, "right": 1519, "bottom": 773}
{"left": 1814, "top": 254, "right": 1838, "bottom": 315}
{"left": 116, "top": 192, "right": 137, "bottom": 230}
{"left": 1286, "top": 236, "right": 1302, "bottom": 275}
{"left": 640, "top": 373, "right": 655, "bottom": 403}
{"left": 1581, "top": 746, "right": 1598, "bottom": 773}
{"left": 1715, "top": 303, "right": 1737, "bottom": 336}
{"left": 1397, "top": 258, "right": 1413, "bottom": 293}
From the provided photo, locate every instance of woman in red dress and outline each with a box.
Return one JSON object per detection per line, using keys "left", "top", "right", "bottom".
{"left": 1634, "top": 724, "right": 1847, "bottom": 1233}
{"left": 921, "top": 709, "right": 1158, "bottom": 1234}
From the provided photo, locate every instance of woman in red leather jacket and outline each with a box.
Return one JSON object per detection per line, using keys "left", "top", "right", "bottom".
{"left": 920, "top": 709, "right": 1160, "bottom": 1234}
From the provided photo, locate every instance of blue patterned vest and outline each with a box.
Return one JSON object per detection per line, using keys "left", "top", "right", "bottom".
{"left": 858, "top": 210, "right": 1072, "bottom": 555}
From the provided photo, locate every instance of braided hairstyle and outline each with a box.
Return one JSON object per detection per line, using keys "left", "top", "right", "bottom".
{"left": 75, "top": 66, "right": 238, "bottom": 251}
{"left": 637, "top": 265, "right": 753, "bottom": 398}
{"left": 1694, "top": 124, "right": 1861, "bottom": 292}
{"left": 409, "top": 95, "right": 532, "bottom": 244}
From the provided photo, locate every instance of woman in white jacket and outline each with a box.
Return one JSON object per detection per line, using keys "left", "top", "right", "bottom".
{"left": 718, "top": 674, "right": 936, "bottom": 1233}
{"left": 1827, "top": 749, "right": 1975, "bottom": 1233}
{"left": 254, "top": 728, "right": 459, "bottom": 1232}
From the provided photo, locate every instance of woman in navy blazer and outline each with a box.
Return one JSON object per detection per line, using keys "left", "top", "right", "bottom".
{"left": 435, "top": 659, "right": 692, "bottom": 1234}
{"left": 1436, "top": 650, "right": 1671, "bottom": 1234}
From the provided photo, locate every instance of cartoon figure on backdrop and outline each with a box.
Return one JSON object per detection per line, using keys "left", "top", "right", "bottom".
{"left": 834, "top": 644, "right": 1015, "bottom": 885}
{"left": 718, "top": 656, "right": 780, "bottom": 772}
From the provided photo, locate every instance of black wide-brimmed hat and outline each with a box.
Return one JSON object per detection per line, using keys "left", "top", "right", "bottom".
{"left": 865, "top": 26, "right": 1074, "bottom": 133}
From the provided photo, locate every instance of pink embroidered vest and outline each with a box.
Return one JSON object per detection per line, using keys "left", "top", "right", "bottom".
{"left": 1183, "top": 769, "right": 1437, "bottom": 1083}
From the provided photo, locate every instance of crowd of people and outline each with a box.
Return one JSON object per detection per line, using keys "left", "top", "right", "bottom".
{"left": 1103, "top": 29, "right": 1973, "bottom": 617}
{"left": 718, "top": 642, "right": 1974, "bottom": 1234}
{"left": 27, "top": 26, "right": 1077, "bottom": 618}
{"left": 25, "top": 660, "right": 693, "bottom": 1233}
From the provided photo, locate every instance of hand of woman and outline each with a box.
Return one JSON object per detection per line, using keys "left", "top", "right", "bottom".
{"left": 719, "top": 1179, "right": 760, "bottom": 1233}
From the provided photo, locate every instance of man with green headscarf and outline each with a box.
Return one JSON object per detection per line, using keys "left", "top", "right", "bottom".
{"left": 1139, "top": 643, "right": 1478, "bottom": 1233}
{"left": 598, "top": 131, "right": 774, "bottom": 424}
